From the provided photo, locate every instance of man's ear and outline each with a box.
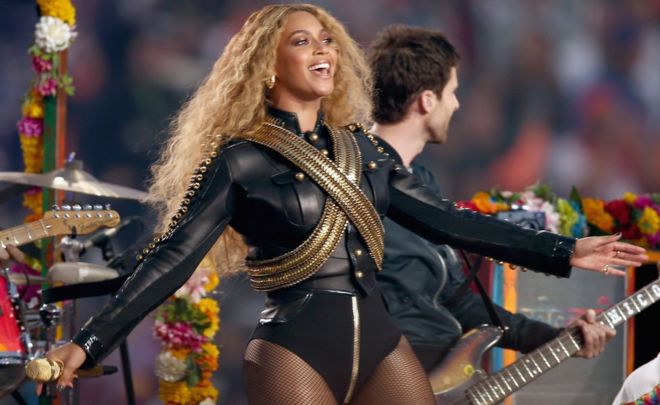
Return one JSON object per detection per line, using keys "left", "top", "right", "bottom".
{"left": 418, "top": 90, "right": 436, "bottom": 114}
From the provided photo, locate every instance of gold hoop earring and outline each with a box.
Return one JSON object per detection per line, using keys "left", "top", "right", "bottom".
{"left": 266, "top": 75, "right": 276, "bottom": 90}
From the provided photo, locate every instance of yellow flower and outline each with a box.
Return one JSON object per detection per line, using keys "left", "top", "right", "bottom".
{"left": 623, "top": 192, "right": 637, "bottom": 205}
{"left": 37, "top": 0, "right": 76, "bottom": 26}
{"left": 189, "top": 380, "right": 219, "bottom": 404}
{"left": 22, "top": 102, "right": 44, "bottom": 118}
{"left": 159, "top": 381, "right": 191, "bottom": 404}
{"left": 638, "top": 206, "right": 660, "bottom": 235}
{"left": 196, "top": 343, "right": 219, "bottom": 372}
{"left": 205, "top": 271, "right": 219, "bottom": 292}
{"left": 168, "top": 348, "right": 191, "bottom": 360}
{"left": 582, "top": 198, "right": 615, "bottom": 233}
{"left": 197, "top": 298, "right": 220, "bottom": 338}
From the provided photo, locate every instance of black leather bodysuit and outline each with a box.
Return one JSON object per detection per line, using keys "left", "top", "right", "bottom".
{"left": 72, "top": 107, "right": 576, "bottom": 402}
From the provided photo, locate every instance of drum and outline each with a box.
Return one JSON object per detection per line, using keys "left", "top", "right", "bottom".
{"left": 0, "top": 274, "right": 27, "bottom": 397}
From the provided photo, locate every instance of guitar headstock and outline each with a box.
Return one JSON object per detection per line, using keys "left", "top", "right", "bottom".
{"left": 42, "top": 204, "right": 121, "bottom": 236}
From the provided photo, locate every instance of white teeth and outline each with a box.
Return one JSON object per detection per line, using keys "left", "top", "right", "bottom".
{"left": 309, "top": 62, "right": 330, "bottom": 71}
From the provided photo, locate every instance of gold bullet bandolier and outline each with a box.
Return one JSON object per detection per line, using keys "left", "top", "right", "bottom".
{"left": 235, "top": 121, "right": 385, "bottom": 291}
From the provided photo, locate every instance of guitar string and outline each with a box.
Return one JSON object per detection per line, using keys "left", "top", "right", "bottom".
{"left": 459, "top": 288, "right": 658, "bottom": 405}
{"left": 0, "top": 214, "right": 112, "bottom": 244}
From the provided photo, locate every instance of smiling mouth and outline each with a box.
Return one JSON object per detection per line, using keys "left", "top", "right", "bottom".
{"left": 308, "top": 62, "right": 332, "bottom": 78}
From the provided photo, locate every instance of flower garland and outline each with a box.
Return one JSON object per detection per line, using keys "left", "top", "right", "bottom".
{"left": 17, "top": 0, "right": 76, "bottom": 222}
{"left": 154, "top": 257, "right": 221, "bottom": 404}
{"left": 459, "top": 185, "right": 660, "bottom": 249}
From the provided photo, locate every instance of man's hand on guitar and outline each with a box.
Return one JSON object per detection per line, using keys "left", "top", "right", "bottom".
{"left": 0, "top": 244, "right": 25, "bottom": 267}
{"left": 570, "top": 309, "right": 616, "bottom": 359}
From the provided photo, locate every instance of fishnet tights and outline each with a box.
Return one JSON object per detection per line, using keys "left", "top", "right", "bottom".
{"left": 244, "top": 337, "right": 434, "bottom": 405}
{"left": 244, "top": 339, "right": 337, "bottom": 405}
{"left": 351, "top": 337, "right": 435, "bottom": 405}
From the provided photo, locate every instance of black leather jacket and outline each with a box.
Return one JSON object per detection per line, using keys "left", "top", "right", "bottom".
{"left": 379, "top": 163, "right": 561, "bottom": 371}
{"left": 72, "top": 107, "right": 575, "bottom": 365}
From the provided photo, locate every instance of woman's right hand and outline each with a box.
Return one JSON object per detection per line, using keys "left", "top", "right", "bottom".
{"left": 35, "top": 343, "right": 87, "bottom": 394}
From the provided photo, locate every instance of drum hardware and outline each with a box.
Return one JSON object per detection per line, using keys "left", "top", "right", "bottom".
{"left": 0, "top": 267, "right": 31, "bottom": 397}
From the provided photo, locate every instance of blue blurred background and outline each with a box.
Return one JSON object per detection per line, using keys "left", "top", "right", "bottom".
{"left": 0, "top": 0, "right": 658, "bottom": 404}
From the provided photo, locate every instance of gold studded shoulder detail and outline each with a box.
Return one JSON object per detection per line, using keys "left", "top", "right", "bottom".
{"left": 136, "top": 142, "right": 222, "bottom": 263}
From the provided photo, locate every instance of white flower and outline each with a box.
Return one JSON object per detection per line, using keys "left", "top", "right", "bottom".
{"left": 34, "top": 16, "right": 77, "bottom": 53}
{"left": 199, "top": 399, "right": 216, "bottom": 405}
{"left": 154, "top": 351, "right": 188, "bottom": 382}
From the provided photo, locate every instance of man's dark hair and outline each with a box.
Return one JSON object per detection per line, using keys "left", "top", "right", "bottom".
{"left": 368, "top": 25, "right": 460, "bottom": 124}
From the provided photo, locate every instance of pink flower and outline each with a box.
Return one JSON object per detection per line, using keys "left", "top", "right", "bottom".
{"left": 37, "top": 78, "right": 57, "bottom": 96}
{"left": 32, "top": 56, "right": 52, "bottom": 73}
{"left": 648, "top": 231, "right": 660, "bottom": 248}
{"left": 17, "top": 117, "right": 43, "bottom": 137}
{"left": 154, "top": 321, "right": 207, "bottom": 352}
{"left": 633, "top": 195, "right": 654, "bottom": 209}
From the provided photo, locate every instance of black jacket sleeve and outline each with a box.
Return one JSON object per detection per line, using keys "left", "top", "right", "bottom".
{"left": 72, "top": 150, "right": 237, "bottom": 365}
{"left": 385, "top": 161, "right": 575, "bottom": 278}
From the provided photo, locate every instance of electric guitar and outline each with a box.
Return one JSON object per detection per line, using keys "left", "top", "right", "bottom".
{"left": 430, "top": 277, "right": 660, "bottom": 405}
{"left": 0, "top": 206, "right": 120, "bottom": 249}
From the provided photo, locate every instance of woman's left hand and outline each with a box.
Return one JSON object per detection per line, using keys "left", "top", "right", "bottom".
{"left": 570, "top": 233, "right": 648, "bottom": 276}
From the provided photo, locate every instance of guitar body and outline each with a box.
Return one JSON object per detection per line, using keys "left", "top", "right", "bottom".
{"left": 430, "top": 325, "right": 501, "bottom": 404}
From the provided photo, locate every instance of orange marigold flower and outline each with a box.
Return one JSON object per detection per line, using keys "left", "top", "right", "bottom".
{"left": 582, "top": 198, "right": 615, "bottom": 233}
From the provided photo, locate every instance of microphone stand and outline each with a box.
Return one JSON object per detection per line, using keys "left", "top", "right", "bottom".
{"left": 57, "top": 236, "right": 137, "bottom": 405}
{"left": 97, "top": 239, "right": 136, "bottom": 405}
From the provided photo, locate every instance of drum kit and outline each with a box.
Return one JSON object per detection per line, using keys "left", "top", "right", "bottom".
{"left": 0, "top": 160, "right": 147, "bottom": 400}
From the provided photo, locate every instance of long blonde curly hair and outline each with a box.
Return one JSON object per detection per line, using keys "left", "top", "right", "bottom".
{"left": 146, "top": 4, "right": 373, "bottom": 276}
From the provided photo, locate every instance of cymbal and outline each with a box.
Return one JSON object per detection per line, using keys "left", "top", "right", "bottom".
{"left": 0, "top": 161, "right": 147, "bottom": 200}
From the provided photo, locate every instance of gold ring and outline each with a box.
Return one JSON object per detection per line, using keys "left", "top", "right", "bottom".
{"left": 603, "top": 264, "right": 609, "bottom": 274}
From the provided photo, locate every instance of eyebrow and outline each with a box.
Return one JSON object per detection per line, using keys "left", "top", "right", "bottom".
{"left": 287, "top": 29, "right": 329, "bottom": 39}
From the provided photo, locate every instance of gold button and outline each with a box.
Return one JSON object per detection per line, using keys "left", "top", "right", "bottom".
{"left": 321, "top": 149, "right": 329, "bottom": 156}
{"left": 294, "top": 172, "right": 305, "bottom": 182}
{"left": 348, "top": 124, "right": 356, "bottom": 131}
{"left": 308, "top": 133, "right": 319, "bottom": 142}
{"left": 367, "top": 161, "right": 377, "bottom": 170}
{"left": 356, "top": 271, "right": 364, "bottom": 279}
{"left": 354, "top": 249, "right": 363, "bottom": 257}
{"left": 377, "top": 146, "right": 385, "bottom": 153}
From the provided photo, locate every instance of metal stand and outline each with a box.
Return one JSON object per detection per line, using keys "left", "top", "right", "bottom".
{"left": 119, "top": 342, "right": 136, "bottom": 405}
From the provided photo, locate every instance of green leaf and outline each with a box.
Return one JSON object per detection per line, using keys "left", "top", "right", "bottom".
{"left": 569, "top": 186, "right": 583, "bottom": 209}
{"left": 185, "top": 356, "right": 201, "bottom": 387}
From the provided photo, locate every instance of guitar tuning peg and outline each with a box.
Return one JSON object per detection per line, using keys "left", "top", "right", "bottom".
{"left": 93, "top": 204, "right": 103, "bottom": 210}
{"left": 72, "top": 204, "right": 82, "bottom": 211}
{"left": 51, "top": 204, "right": 60, "bottom": 211}
{"left": 83, "top": 204, "right": 92, "bottom": 210}
{"left": 61, "top": 205, "right": 72, "bottom": 211}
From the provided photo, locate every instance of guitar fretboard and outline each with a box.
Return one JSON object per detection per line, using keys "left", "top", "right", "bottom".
{"left": 0, "top": 210, "right": 117, "bottom": 249}
{"left": 0, "top": 220, "right": 55, "bottom": 247}
{"left": 466, "top": 278, "right": 660, "bottom": 405}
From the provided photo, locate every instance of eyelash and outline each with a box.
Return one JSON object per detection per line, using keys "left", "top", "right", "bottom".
{"left": 294, "top": 37, "right": 334, "bottom": 46}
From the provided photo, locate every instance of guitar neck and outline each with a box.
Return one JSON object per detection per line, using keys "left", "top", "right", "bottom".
{"left": 466, "top": 278, "right": 660, "bottom": 405}
{"left": 0, "top": 220, "right": 56, "bottom": 247}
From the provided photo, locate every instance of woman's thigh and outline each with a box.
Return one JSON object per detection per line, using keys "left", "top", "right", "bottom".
{"left": 351, "top": 336, "right": 435, "bottom": 405}
{"left": 244, "top": 338, "right": 338, "bottom": 405}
